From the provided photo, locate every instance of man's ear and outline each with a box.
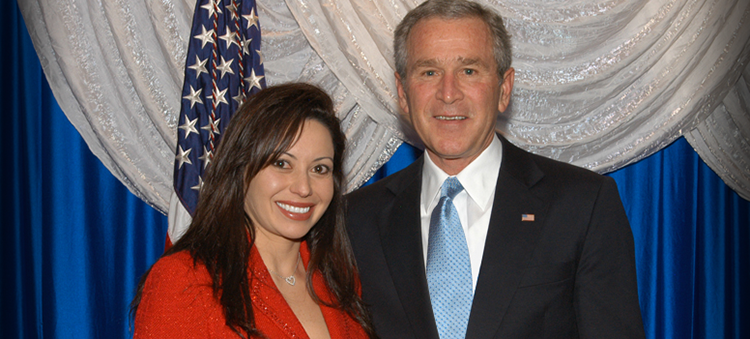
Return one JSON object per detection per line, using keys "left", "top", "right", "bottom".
{"left": 395, "top": 72, "right": 410, "bottom": 115}
{"left": 497, "top": 67, "right": 515, "bottom": 113}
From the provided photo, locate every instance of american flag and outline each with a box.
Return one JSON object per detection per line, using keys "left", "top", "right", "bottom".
{"left": 172, "top": 0, "right": 266, "bottom": 242}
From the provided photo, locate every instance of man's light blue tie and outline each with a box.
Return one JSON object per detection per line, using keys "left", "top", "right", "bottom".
{"left": 427, "top": 177, "right": 473, "bottom": 339}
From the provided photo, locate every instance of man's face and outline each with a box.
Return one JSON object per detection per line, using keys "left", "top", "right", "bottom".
{"left": 397, "top": 17, "right": 514, "bottom": 175}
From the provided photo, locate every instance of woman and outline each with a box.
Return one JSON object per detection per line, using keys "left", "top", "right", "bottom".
{"left": 131, "top": 83, "right": 374, "bottom": 338}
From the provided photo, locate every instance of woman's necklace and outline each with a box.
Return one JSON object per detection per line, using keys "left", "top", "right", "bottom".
{"left": 267, "top": 253, "right": 301, "bottom": 286}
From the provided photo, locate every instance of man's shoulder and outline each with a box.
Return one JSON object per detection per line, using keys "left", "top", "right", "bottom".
{"left": 504, "top": 138, "right": 610, "bottom": 185}
{"left": 533, "top": 151, "right": 603, "bottom": 179}
{"left": 347, "top": 156, "right": 422, "bottom": 202}
{"left": 518, "top": 153, "right": 624, "bottom": 215}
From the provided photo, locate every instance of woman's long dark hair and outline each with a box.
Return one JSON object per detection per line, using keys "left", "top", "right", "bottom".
{"left": 131, "top": 83, "right": 374, "bottom": 337}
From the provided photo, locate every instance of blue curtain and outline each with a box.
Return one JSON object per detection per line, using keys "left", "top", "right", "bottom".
{"left": 609, "top": 140, "right": 750, "bottom": 339}
{"left": 3, "top": 2, "right": 168, "bottom": 338}
{"left": 5, "top": 1, "right": 749, "bottom": 338}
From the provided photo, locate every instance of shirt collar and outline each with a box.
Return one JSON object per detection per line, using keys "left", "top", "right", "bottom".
{"left": 421, "top": 135, "right": 503, "bottom": 213}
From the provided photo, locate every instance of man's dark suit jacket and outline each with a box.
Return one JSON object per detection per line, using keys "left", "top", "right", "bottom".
{"left": 346, "top": 136, "right": 645, "bottom": 339}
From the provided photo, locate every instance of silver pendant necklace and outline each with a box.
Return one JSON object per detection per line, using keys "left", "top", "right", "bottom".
{"left": 267, "top": 253, "right": 301, "bottom": 286}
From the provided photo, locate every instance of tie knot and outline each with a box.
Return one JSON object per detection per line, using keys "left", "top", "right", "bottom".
{"left": 441, "top": 177, "right": 464, "bottom": 199}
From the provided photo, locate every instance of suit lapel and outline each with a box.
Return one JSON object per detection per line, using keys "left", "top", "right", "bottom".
{"left": 378, "top": 157, "right": 441, "bottom": 339}
{"left": 466, "top": 137, "right": 549, "bottom": 338}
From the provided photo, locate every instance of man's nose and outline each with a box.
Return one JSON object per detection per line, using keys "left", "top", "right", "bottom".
{"left": 436, "top": 73, "right": 464, "bottom": 104}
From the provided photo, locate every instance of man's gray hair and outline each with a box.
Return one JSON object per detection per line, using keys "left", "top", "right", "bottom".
{"left": 394, "top": 0, "right": 512, "bottom": 80}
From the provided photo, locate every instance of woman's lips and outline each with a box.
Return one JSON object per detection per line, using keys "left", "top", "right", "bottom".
{"left": 276, "top": 201, "right": 314, "bottom": 221}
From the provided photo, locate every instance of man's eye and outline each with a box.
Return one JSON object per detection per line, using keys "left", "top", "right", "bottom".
{"left": 464, "top": 69, "right": 475, "bottom": 75}
{"left": 424, "top": 70, "right": 436, "bottom": 76}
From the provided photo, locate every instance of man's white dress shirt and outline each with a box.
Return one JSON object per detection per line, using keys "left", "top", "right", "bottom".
{"left": 420, "top": 135, "right": 503, "bottom": 291}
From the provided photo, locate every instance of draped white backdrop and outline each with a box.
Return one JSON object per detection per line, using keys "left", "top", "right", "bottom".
{"left": 18, "top": 0, "right": 750, "bottom": 221}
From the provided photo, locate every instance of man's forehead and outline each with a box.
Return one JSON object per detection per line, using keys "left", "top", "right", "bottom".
{"left": 409, "top": 15, "right": 489, "bottom": 36}
{"left": 410, "top": 57, "right": 487, "bottom": 68}
{"left": 404, "top": 18, "right": 495, "bottom": 72}
{"left": 405, "top": 16, "right": 492, "bottom": 49}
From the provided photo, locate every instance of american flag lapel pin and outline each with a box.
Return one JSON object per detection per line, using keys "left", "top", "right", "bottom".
{"left": 521, "top": 214, "right": 535, "bottom": 222}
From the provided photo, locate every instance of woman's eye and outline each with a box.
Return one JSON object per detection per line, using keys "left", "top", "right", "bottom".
{"left": 313, "top": 165, "right": 331, "bottom": 174}
{"left": 273, "top": 160, "right": 288, "bottom": 168}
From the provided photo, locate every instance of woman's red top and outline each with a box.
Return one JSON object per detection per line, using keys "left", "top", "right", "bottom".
{"left": 134, "top": 242, "right": 368, "bottom": 338}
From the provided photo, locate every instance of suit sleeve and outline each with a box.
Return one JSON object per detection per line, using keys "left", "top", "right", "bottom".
{"left": 574, "top": 177, "right": 646, "bottom": 338}
{"left": 133, "top": 253, "right": 226, "bottom": 339}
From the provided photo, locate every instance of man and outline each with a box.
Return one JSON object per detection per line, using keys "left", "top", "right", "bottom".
{"left": 346, "top": 0, "right": 646, "bottom": 338}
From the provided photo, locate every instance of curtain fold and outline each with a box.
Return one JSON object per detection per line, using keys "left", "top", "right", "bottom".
{"left": 18, "top": 0, "right": 750, "bottom": 212}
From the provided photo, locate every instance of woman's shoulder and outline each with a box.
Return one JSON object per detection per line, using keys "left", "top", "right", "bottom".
{"left": 142, "top": 250, "right": 213, "bottom": 298}
{"left": 134, "top": 251, "right": 223, "bottom": 338}
{"left": 148, "top": 251, "right": 210, "bottom": 281}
